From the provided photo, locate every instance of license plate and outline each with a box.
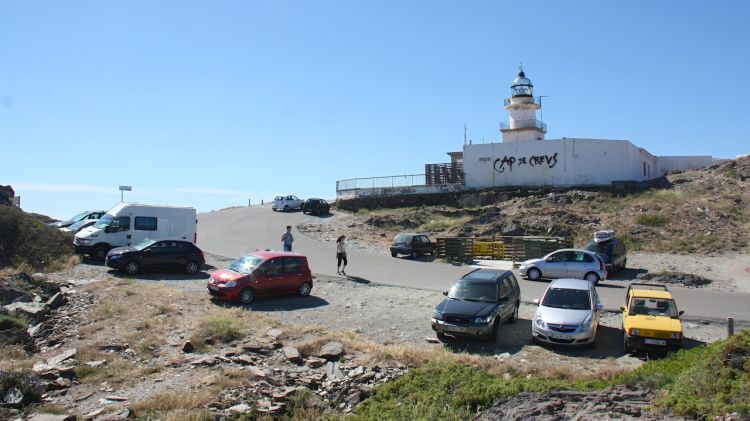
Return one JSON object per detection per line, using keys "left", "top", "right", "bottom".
{"left": 447, "top": 325, "right": 466, "bottom": 332}
{"left": 208, "top": 285, "right": 219, "bottom": 291}
{"left": 549, "top": 332, "right": 571, "bottom": 340}
{"left": 645, "top": 338, "right": 666, "bottom": 346}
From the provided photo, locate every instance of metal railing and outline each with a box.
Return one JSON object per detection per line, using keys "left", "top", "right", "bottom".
{"left": 336, "top": 174, "right": 427, "bottom": 191}
{"left": 504, "top": 96, "right": 543, "bottom": 107}
{"left": 500, "top": 119, "right": 547, "bottom": 132}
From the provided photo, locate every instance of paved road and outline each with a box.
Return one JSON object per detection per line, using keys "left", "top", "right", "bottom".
{"left": 198, "top": 205, "right": 750, "bottom": 322}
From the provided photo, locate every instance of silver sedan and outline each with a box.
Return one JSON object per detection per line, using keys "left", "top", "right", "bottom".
{"left": 532, "top": 278, "right": 603, "bottom": 346}
{"left": 518, "top": 248, "right": 607, "bottom": 284}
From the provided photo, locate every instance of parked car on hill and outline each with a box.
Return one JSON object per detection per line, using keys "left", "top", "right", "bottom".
{"left": 390, "top": 233, "right": 436, "bottom": 258}
{"left": 431, "top": 269, "right": 521, "bottom": 342}
{"left": 532, "top": 278, "right": 602, "bottom": 347}
{"left": 48, "top": 210, "right": 106, "bottom": 228}
{"left": 105, "top": 238, "right": 205, "bottom": 275}
{"left": 207, "top": 251, "right": 313, "bottom": 305}
{"left": 302, "top": 198, "right": 330, "bottom": 215}
{"left": 272, "top": 195, "right": 303, "bottom": 212}
{"left": 518, "top": 248, "right": 606, "bottom": 284}
{"left": 584, "top": 230, "right": 627, "bottom": 273}
{"left": 621, "top": 283, "right": 683, "bottom": 354}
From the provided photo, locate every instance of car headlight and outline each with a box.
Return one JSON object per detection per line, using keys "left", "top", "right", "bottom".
{"left": 108, "top": 254, "right": 122, "bottom": 260}
{"left": 474, "top": 314, "right": 495, "bottom": 324}
{"left": 534, "top": 315, "right": 546, "bottom": 328}
{"left": 630, "top": 328, "right": 640, "bottom": 336}
{"left": 671, "top": 332, "right": 681, "bottom": 339}
{"left": 225, "top": 281, "right": 237, "bottom": 287}
{"left": 432, "top": 310, "right": 443, "bottom": 321}
{"left": 581, "top": 314, "right": 593, "bottom": 328}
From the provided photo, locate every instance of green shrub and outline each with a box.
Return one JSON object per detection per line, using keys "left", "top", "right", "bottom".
{"left": 0, "top": 206, "right": 76, "bottom": 271}
{"left": 0, "top": 314, "right": 27, "bottom": 330}
{"left": 636, "top": 213, "right": 670, "bottom": 227}
{"left": 190, "top": 313, "right": 244, "bottom": 350}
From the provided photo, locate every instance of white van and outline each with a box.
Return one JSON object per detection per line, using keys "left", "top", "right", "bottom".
{"left": 74, "top": 203, "right": 197, "bottom": 259}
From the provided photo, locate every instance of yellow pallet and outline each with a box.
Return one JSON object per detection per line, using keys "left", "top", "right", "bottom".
{"left": 473, "top": 241, "right": 505, "bottom": 258}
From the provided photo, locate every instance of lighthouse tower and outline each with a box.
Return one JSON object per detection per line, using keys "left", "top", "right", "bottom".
{"left": 500, "top": 67, "right": 547, "bottom": 143}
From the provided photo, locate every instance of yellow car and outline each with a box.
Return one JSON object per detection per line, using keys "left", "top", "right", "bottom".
{"left": 621, "top": 283, "right": 684, "bottom": 353}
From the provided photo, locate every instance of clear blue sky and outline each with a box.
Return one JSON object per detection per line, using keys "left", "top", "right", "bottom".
{"left": 2, "top": 1, "right": 748, "bottom": 220}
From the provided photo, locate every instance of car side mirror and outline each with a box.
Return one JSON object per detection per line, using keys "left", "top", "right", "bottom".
{"left": 679, "top": 310, "right": 684, "bottom": 316}
{"left": 532, "top": 298, "right": 540, "bottom": 305}
{"left": 104, "top": 226, "right": 111, "bottom": 233}
{"left": 619, "top": 306, "right": 625, "bottom": 312}
{"left": 596, "top": 303, "right": 603, "bottom": 311}
{"left": 442, "top": 291, "right": 448, "bottom": 296}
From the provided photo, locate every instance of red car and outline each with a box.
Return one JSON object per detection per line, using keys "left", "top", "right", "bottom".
{"left": 207, "top": 251, "right": 313, "bottom": 304}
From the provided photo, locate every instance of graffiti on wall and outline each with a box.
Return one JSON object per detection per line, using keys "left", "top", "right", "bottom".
{"left": 493, "top": 152, "right": 559, "bottom": 173}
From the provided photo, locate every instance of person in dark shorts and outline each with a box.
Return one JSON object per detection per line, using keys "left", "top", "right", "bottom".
{"left": 281, "top": 225, "right": 294, "bottom": 252}
{"left": 336, "top": 235, "right": 347, "bottom": 275}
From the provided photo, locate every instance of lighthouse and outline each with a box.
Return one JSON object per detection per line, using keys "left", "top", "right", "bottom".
{"left": 500, "top": 67, "right": 547, "bottom": 143}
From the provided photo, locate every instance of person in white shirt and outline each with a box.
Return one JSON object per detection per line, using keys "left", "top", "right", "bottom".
{"left": 336, "top": 235, "right": 347, "bottom": 275}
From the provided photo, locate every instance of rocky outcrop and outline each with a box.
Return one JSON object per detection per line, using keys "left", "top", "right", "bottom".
{"left": 0, "top": 185, "right": 14, "bottom": 206}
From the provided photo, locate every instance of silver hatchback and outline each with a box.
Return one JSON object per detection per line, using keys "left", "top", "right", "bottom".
{"left": 518, "top": 248, "right": 606, "bottom": 284}
{"left": 532, "top": 278, "right": 603, "bottom": 346}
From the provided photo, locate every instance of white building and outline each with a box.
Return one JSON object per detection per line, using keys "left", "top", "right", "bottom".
{"left": 462, "top": 69, "right": 714, "bottom": 189}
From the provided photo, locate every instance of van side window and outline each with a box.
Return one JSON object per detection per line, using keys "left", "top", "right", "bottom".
{"left": 135, "top": 216, "right": 158, "bottom": 231}
{"left": 498, "top": 278, "right": 511, "bottom": 297}
{"left": 111, "top": 216, "right": 130, "bottom": 232}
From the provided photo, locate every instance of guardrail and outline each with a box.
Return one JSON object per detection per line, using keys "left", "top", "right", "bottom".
{"left": 504, "top": 96, "right": 543, "bottom": 107}
{"left": 499, "top": 119, "right": 547, "bottom": 132}
{"left": 436, "top": 236, "right": 571, "bottom": 263}
{"left": 336, "top": 174, "right": 427, "bottom": 192}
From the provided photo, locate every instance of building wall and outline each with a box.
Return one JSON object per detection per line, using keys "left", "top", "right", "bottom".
{"left": 463, "top": 138, "right": 658, "bottom": 188}
{"left": 656, "top": 155, "right": 714, "bottom": 176}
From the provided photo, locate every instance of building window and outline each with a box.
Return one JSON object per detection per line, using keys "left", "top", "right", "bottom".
{"left": 643, "top": 162, "right": 647, "bottom": 177}
{"left": 134, "top": 216, "right": 157, "bottom": 231}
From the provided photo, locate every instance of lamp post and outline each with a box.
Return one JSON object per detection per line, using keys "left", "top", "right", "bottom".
{"left": 118, "top": 185, "right": 132, "bottom": 203}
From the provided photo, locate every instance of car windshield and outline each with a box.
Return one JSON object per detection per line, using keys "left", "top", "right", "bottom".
{"left": 228, "top": 255, "right": 265, "bottom": 275}
{"left": 448, "top": 280, "right": 497, "bottom": 303}
{"left": 541, "top": 287, "right": 591, "bottom": 310}
{"left": 94, "top": 214, "right": 114, "bottom": 228}
{"left": 67, "top": 211, "right": 89, "bottom": 223}
{"left": 394, "top": 234, "right": 412, "bottom": 243}
{"left": 132, "top": 239, "right": 157, "bottom": 250}
{"left": 629, "top": 298, "right": 678, "bottom": 317}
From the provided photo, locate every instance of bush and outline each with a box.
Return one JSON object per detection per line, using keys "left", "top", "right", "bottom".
{"left": 636, "top": 213, "right": 670, "bottom": 227}
{"left": 0, "top": 205, "right": 76, "bottom": 271}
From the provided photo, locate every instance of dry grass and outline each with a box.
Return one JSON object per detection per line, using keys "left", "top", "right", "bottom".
{"left": 128, "top": 389, "right": 217, "bottom": 420}
{"left": 0, "top": 345, "right": 36, "bottom": 371}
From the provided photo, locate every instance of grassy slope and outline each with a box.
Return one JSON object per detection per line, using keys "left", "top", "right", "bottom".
{"left": 354, "top": 330, "right": 750, "bottom": 420}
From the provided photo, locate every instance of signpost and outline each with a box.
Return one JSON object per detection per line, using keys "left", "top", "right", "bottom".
{"left": 119, "top": 185, "right": 132, "bottom": 203}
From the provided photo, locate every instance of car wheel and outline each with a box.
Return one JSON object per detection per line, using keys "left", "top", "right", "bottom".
{"left": 272, "top": 208, "right": 278, "bottom": 212}
{"left": 283, "top": 205, "right": 289, "bottom": 212}
{"left": 484, "top": 320, "right": 498, "bottom": 343}
{"left": 584, "top": 272, "right": 600, "bottom": 284}
{"left": 527, "top": 268, "right": 542, "bottom": 281}
{"left": 622, "top": 328, "right": 632, "bottom": 354}
{"left": 509, "top": 301, "right": 520, "bottom": 323}
{"left": 621, "top": 259, "right": 627, "bottom": 271}
{"left": 239, "top": 288, "right": 254, "bottom": 305}
{"left": 124, "top": 261, "right": 140, "bottom": 275}
{"left": 94, "top": 246, "right": 108, "bottom": 260}
{"left": 298, "top": 282, "right": 312, "bottom": 297}
{"left": 391, "top": 251, "right": 397, "bottom": 258}
{"left": 185, "top": 261, "right": 200, "bottom": 275}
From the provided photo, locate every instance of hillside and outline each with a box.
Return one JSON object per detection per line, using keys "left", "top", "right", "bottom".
{"left": 327, "top": 156, "right": 750, "bottom": 255}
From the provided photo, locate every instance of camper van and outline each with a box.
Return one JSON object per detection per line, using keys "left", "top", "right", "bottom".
{"left": 74, "top": 203, "right": 197, "bottom": 259}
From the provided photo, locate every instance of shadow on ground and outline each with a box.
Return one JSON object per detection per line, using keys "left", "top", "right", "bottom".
{"left": 212, "top": 295, "right": 330, "bottom": 311}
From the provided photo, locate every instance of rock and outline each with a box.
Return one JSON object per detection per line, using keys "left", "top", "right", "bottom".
{"left": 27, "top": 323, "right": 44, "bottom": 338}
{"left": 347, "top": 366, "right": 365, "bottom": 378}
{"left": 98, "top": 343, "right": 128, "bottom": 352}
{"left": 305, "top": 356, "right": 327, "bottom": 367}
{"left": 182, "top": 340, "right": 194, "bottom": 353}
{"left": 94, "top": 408, "right": 131, "bottom": 421}
{"left": 266, "top": 328, "right": 284, "bottom": 339}
{"left": 233, "top": 354, "right": 255, "bottom": 365}
{"left": 45, "top": 292, "right": 65, "bottom": 309}
{"left": 85, "top": 360, "right": 107, "bottom": 368}
{"left": 104, "top": 395, "right": 129, "bottom": 401}
{"left": 48, "top": 377, "right": 72, "bottom": 390}
{"left": 3, "top": 386, "right": 23, "bottom": 405}
{"left": 0, "top": 284, "right": 32, "bottom": 305}
{"left": 83, "top": 408, "right": 104, "bottom": 418}
{"left": 325, "top": 362, "right": 344, "bottom": 379}
{"left": 282, "top": 346, "right": 302, "bottom": 363}
{"left": 190, "top": 356, "right": 217, "bottom": 366}
{"left": 26, "top": 414, "right": 76, "bottom": 421}
{"left": 4, "top": 301, "right": 47, "bottom": 318}
{"left": 47, "top": 348, "right": 77, "bottom": 367}
{"left": 247, "top": 366, "right": 266, "bottom": 378}
{"left": 345, "top": 390, "right": 361, "bottom": 406}
{"left": 318, "top": 341, "right": 344, "bottom": 360}
{"left": 227, "top": 403, "right": 251, "bottom": 413}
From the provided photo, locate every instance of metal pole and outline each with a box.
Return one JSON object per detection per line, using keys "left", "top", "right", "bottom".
{"left": 120, "top": 190, "right": 123, "bottom": 203}
{"left": 727, "top": 317, "right": 735, "bottom": 337}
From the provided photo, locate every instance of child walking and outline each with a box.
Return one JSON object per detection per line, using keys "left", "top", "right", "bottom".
{"left": 336, "top": 235, "right": 347, "bottom": 275}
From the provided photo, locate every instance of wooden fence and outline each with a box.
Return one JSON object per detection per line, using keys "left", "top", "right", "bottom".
{"left": 436, "top": 236, "right": 572, "bottom": 263}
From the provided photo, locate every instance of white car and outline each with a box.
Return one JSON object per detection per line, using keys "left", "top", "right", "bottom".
{"left": 272, "top": 195, "right": 303, "bottom": 212}
{"left": 532, "top": 278, "right": 603, "bottom": 347}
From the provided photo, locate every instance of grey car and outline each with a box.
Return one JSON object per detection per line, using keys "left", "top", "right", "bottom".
{"left": 532, "top": 278, "right": 603, "bottom": 346}
{"left": 518, "top": 248, "right": 607, "bottom": 284}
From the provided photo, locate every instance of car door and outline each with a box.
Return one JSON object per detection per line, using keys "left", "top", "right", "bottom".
{"left": 256, "top": 258, "right": 285, "bottom": 296}
{"left": 543, "top": 251, "right": 569, "bottom": 278}
{"left": 140, "top": 241, "right": 169, "bottom": 270}
{"left": 281, "top": 257, "right": 304, "bottom": 293}
{"left": 496, "top": 278, "right": 514, "bottom": 321}
{"left": 566, "top": 251, "right": 591, "bottom": 278}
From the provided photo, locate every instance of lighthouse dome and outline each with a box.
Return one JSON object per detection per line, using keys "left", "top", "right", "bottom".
{"left": 511, "top": 70, "right": 533, "bottom": 97}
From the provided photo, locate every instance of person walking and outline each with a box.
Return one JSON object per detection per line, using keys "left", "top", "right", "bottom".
{"left": 336, "top": 235, "right": 347, "bottom": 275}
{"left": 281, "top": 225, "right": 294, "bottom": 252}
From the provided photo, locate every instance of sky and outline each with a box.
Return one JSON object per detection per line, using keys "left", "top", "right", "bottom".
{"left": 2, "top": 1, "right": 749, "bottom": 220}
